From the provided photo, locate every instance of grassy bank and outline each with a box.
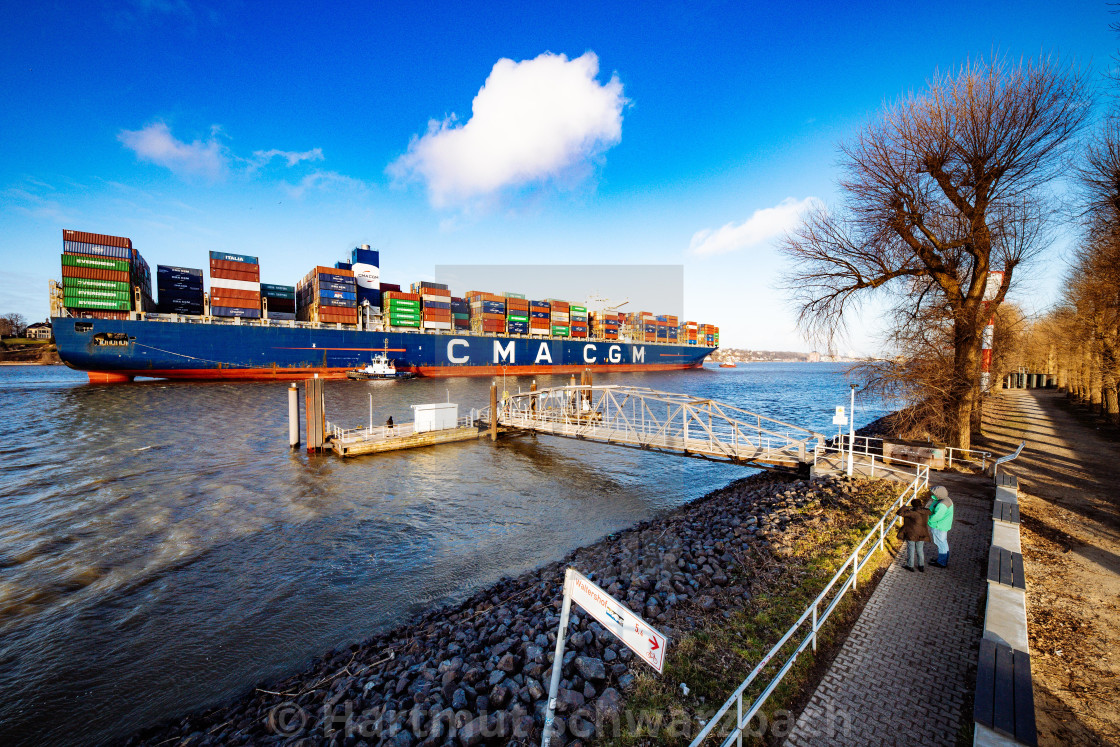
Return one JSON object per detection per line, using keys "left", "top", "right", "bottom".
{"left": 605, "top": 478, "right": 904, "bottom": 746}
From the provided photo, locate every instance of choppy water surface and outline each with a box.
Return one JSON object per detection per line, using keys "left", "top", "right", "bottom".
{"left": 0, "top": 363, "right": 885, "bottom": 745}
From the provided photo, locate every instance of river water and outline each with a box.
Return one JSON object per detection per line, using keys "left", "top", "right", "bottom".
{"left": 0, "top": 363, "right": 885, "bottom": 745}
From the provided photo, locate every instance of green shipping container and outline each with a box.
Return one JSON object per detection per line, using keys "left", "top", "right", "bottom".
{"left": 570, "top": 306, "right": 587, "bottom": 313}
{"left": 503, "top": 292, "right": 526, "bottom": 299}
{"left": 389, "top": 311, "right": 421, "bottom": 320}
{"left": 61, "top": 254, "right": 131, "bottom": 271}
{"left": 64, "top": 298, "right": 132, "bottom": 311}
{"left": 551, "top": 326, "right": 570, "bottom": 335}
{"left": 65, "top": 288, "right": 132, "bottom": 301}
{"left": 64, "top": 277, "right": 132, "bottom": 292}
{"left": 453, "top": 313, "right": 470, "bottom": 320}
{"left": 390, "top": 319, "right": 421, "bottom": 327}
{"left": 507, "top": 314, "right": 529, "bottom": 322}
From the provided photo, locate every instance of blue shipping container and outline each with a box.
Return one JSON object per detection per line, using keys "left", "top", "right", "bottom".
{"left": 260, "top": 283, "right": 296, "bottom": 294}
{"left": 64, "top": 241, "right": 132, "bottom": 260}
{"left": 320, "top": 297, "right": 356, "bottom": 308}
{"left": 157, "top": 265, "right": 203, "bottom": 278}
{"left": 317, "top": 273, "right": 355, "bottom": 286}
{"left": 530, "top": 311, "right": 549, "bottom": 319}
{"left": 209, "top": 251, "right": 258, "bottom": 265}
{"left": 335, "top": 261, "right": 353, "bottom": 271}
{"left": 268, "top": 312, "right": 297, "bottom": 320}
{"left": 317, "top": 280, "right": 353, "bottom": 293}
{"left": 423, "top": 301, "right": 451, "bottom": 310}
{"left": 211, "top": 306, "right": 262, "bottom": 318}
{"left": 319, "top": 290, "right": 357, "bottom": 301}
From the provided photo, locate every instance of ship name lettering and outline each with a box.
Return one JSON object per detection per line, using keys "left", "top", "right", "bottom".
{"left": 535, "top": 342, "right": 552, "bottom": 364}
{"left": 631, "top": 346, "right": 645, "bottom": 363}
{"left": 608, "top": 345, "right": 621, "bottom": 363}
{"left": 447, "top": 338, "right": 470, "bottom": 364}
{"left": 583, "top": 344, "right": 597, "bottom": 364}
{"left": 493, "top": 340, "right": 515, "bottom": 364}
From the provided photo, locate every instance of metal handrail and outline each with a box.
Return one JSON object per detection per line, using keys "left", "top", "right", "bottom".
{"left": 992, "top": 441, "right": 1026, "bottom": 479}
{"left": 328, "top": 415, "right": 473, "bottom": 443}
{"left": 831, "top": 434, "right": 991, "bottom": 470}
{"left": 689, "top": 463, "right": 930, "bottom": 747}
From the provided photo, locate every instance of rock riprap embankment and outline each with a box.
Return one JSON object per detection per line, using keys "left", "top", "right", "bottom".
{"left": 128, "top": 473, "right": 871, "bottom": 747}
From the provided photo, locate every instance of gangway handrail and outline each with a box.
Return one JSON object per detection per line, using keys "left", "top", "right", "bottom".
{"left": 689, "top": 461, "right": 930, "bottom": 747}
{"left": 992, "top": 440, "right": 1026, "bottom": 478}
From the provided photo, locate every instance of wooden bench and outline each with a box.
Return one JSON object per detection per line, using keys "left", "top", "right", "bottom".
{"left": 992, "top": 500, "right": 1020, "bottom": 524}
{"left": 974, "top": 638, "right": 1037, "bottom": 745}
{"left": 987, "top": 547, "right": 1026, "bottom": 590}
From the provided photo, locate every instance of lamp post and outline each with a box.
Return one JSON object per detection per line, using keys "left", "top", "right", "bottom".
{"left": 846, "top": 384, "right": 856, "bottom": 478}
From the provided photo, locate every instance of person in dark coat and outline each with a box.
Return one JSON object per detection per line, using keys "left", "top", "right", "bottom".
{"left": 385, "top": 415, "right": 394, "bottom": 430}
{"left": 898, "top": 497, "right": 932, "bottom": 572}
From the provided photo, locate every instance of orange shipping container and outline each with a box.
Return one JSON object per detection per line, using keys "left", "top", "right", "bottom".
{"left": 62, "top": 229, "right": 132, "bottom": 249}
{"left": 62, "top": 265, "right": 132, "bottom": 283}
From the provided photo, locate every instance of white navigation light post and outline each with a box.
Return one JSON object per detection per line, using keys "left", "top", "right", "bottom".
{"left": 847, "top": 384, "right": 857, "bottom": 477}
{"left": 541, "top": 568, "right": 668, "bottom": 747}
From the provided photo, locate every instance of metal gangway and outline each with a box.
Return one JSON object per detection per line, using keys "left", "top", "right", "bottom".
{"left": 477, "top": 384, "right": 826, "bottom": 471}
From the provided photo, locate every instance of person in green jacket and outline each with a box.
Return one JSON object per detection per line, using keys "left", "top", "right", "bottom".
{"left": 926, "top": 485, "right": 954, "bottom": 567}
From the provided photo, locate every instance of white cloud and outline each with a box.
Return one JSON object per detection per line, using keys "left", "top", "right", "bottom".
{"left": 388, "top": 51, "right": 626, "bottom": 207}
{"left": 118, "top": 122, "right": 228, "bottom": 181}
{"left": 689, "top": 197, "right": 820, "bottom": 256}
{"left": 283, "top": 170, "right": 367, "bottom": 199}
{"left": 251, "top": 148, "right": 324, "bottom": 169}
{"left": 118, "top": 122, "right": 331, "bottom": 187}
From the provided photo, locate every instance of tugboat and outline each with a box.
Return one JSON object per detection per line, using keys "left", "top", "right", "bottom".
{"left": 346, "top": 353, "right": 416, "bottom": 380}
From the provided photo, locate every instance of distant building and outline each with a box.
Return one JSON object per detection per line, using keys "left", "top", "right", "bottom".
{"left": 808, "top": 351, "right": 821, "bottom": 362}
{"left": 26, "top": 322, "right": 52, "bottom": 340}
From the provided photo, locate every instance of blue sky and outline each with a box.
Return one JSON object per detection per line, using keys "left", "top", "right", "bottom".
{"left": 2, "top": 0, "right": 1115, "bottom": 352}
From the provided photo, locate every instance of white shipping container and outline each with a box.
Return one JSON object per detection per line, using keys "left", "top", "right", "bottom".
{"left": 210, "top": 277, "right": 262, "bottom": 292}
{"left": 422, "top": 321, "right": 452, "bottom": 330}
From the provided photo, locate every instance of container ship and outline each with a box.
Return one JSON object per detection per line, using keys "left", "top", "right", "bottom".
{"left": 51, "top": 230, "right": 719, "bottom": 383}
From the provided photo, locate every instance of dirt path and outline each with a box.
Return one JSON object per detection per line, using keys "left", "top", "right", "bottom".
{"left": 978, "top": 390, "right": 1120, "bottom": 746}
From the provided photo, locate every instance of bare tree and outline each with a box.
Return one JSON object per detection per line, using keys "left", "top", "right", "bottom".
{"left": 0, "top": 313, "right": 28, "bottom": 337}
{"left": 782, "top": 57, "right": 1090, "bottom": 448}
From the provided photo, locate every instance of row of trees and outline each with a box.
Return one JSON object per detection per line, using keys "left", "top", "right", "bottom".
{"left": 0, "top": 313, "right": 28, "bottom": 337}
{"left": 1011, "top": 122, "right": 1120, "bottom": 423}
{"left": 781, "top": 56, "right": 1093, "bottom": 448}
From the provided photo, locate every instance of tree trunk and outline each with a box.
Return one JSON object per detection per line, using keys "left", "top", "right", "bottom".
{"left": 950, "top": 320, "right": 983, "bottom": 450}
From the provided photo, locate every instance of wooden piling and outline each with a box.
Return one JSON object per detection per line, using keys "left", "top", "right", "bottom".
{"left": 305, "top": 377, "right": 325, "bottom": 452}
{"left": 288, "top": 383, "right": 300, "bottom": 449}
{"left": 490, "top": 382, "right": 498, "bottom": 441}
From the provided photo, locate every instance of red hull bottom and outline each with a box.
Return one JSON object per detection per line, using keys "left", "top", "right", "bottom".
{"left": 85, "top": 362, "right": 704, "bottom": 383}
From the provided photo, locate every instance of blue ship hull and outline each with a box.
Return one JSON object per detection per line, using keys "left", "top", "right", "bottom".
{"left": 53, "top": 317, "right": 715, "bottom": 382}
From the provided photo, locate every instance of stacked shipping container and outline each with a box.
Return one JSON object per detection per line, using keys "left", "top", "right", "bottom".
{"left": 450, "top": 297, "right": 470, "bottom": 331}
{"left": 60, "top": 230, "right": 153, "bottom": 319}
{"left": 529, "top": 300, "right": 550, "bottom": 336}
{"left": 261, "top": 284, "right": 296, "bottom": 320}
{"left": 468, "top": 292, "right": 507, "bottom": 334}
{"left": 504, "top": 293, "right": 529, "bottom": 335}
{"left": 590, "top": 311, "right": 622, "bottom": 340}
{"left": 297, "top": 266, "right": 357, "bottom": 324}
{"left": 570, "top": 305, "right": 588, "bottom": 338}
{"left": 413, "top": 282, "right": 452, "bottom": 331}
{"left": 383, "top": 291, "right": 421, "bottom": 328}
{"left": 548, "top": 299, "right": 570, "bottom": 337}
{"left": 209, "top": 251, "right": 261, "bottom": 319}
{"left": 157, "top": 265, "right": 204, "bottom": 315}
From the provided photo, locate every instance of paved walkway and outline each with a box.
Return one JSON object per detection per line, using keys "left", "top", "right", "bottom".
{"left": 785, "top": 471, "right": 990, "bottom": 746}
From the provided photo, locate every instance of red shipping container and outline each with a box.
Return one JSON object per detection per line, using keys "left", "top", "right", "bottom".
{"left": 212, "top": 269, "right": 261, "bottom": 283}
{"left": 384, "top": 291, "right": 421, "bottom": 302}
{"left": 210, "top": 288, "right": 260, "bottom": 301}
{"left": 62, "top": 265, "right": 132, "bottom": 283}
{"left": 211, "top": 296, "right": 260, "bottom": 310}
{"left": 63, "top": 229, "right": 132, "bottom": 249}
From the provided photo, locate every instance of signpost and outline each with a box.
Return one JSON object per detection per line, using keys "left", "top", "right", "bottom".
{"left": 541, "top": 568, "right": 669, "bottom": 747}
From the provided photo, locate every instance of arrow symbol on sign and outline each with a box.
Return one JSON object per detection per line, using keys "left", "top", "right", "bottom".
{"left": 649, "top": 637, "right": 660, "bottom": 652}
